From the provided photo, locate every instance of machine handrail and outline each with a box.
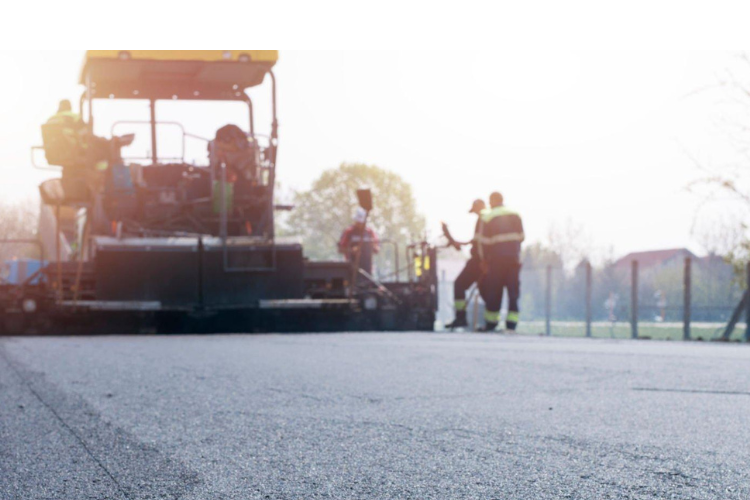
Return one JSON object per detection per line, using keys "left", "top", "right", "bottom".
{"left": 217, "top": 157, "right": 276, "bottom": 273}
{"left": 112, "top": 120, "right": 191, "bottom": 163}
{"left": 111, "top": 121, "right": 270, "bottom": 166}
{"left": 377, "top": 239, "right": 401, "bottom": 283}
{"left": 30, "top": 146, "right": 62, "bottom": 171}
{"left": 111, "top": 119, "right": 187, "bottom": 137}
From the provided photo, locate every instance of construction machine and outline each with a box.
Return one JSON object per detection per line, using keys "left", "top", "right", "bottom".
{"left": 0, "top": 51, "right": 437, "bottom": 334}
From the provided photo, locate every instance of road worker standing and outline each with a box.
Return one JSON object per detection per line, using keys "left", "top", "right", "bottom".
{"left": 477, "top": 191, "right": 524, "bottom": 332}
{"left": 339, "top": 207, "right": 380, "bottom": 274}
{"left": 445, "top": 198, "right": 486, "bottom": 329}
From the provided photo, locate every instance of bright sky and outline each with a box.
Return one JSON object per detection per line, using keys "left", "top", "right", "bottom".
{"left": 0, "top": 50, "right": 744, "bottom": 259}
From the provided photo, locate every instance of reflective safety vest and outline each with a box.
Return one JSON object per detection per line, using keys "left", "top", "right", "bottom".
{"left": 47, "top": 110, "right": 84, "bottom": 129}
{"left": 46, "top": 111, "right": 86, "bottom": 149}
{"left": 478, "top": 205, "right": 524, "bottom": 260}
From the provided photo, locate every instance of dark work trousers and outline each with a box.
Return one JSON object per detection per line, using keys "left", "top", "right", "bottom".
{"left": 453, "top": 256, "right": 483, "bottom": 310}
{"left": 481, "top": 257, "right": 521, "bottom": 329}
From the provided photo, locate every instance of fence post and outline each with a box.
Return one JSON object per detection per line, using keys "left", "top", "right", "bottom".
{"left": 545, "top": 265, "right": 552, "bottom": 336}
{"left": 585, "top": 261, "right": 592, "bottom": 337}
{"left": 631, "top": 260, "right": 638, "bottom": 339}
{"left": 683, "top": 257, "right": 691, "bottom": 341}
{"left": 745, "top": 262, "right": 750, "bottom": 342}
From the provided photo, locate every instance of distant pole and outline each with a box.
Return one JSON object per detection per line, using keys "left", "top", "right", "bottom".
{"left": 745, "top": 262, "right": 750, "bottom": 342}
{"left": 585, "top": 261, "right": 592, "bottom": 337}
{"left": 545, "top": 265, "right": 552, "bottom": 336}
{"left": 631, "top": 260, "right": 638, "bottom": 339}
{"left": 683, "top": 257, "right": 691, "bottom": 341}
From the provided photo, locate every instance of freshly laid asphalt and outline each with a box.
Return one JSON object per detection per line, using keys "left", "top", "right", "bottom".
{"left": 2, "top": 333, "right": 750, "bottom": 499}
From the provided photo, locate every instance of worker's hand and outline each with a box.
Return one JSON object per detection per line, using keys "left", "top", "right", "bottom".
{"left": 442, "top": 221, "right": 459, "bottom": 250}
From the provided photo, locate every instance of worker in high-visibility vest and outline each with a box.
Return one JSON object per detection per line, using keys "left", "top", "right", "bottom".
{"left": 46, "top": 100, "right": 111, "bottom": 169}
{"left": 445, "top": 198, "right": 486, "bottom": 329}
{"left": 46, "top": 100, "right": 87, "bottom": 160}
{"left": 477, "top": 191, "right": 524, "bottom": 331}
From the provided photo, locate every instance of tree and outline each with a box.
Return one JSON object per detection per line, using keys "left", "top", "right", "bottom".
{"left": 687, "top": 53, "right": 750, "bottom": 280}
{"left": 0, "top": 198, "right": 39, "bottom": 263}
{"left": 285, "top": 163, "right": 426, "bottom": 272}
{"left": 546, "top": 219, "right": 593, "bottom": 272}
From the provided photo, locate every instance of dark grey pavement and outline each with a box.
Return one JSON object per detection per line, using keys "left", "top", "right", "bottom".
{"left": 2, "top": 333, "right": 750, "bottom": 499}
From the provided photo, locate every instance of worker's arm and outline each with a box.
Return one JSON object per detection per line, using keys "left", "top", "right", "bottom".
{"left": 440, "top": 222, "right": 462, "bottom": 250}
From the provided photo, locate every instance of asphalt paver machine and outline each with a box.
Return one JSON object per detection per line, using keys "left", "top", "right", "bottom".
{"left": 0, "top": 51, "right": 437, "bottom": 334}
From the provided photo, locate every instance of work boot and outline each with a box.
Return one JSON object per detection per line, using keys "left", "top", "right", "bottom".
{"left": 446, "top": 310, "right": 468, "bottom": 330}
{"left": 505, "top": 312, "right": 519, "bottom": 332}
{"left": 477, "top": 321, "right": 498, "bottom": 332}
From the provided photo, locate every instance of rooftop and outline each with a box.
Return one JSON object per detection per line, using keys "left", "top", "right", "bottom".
{"left": 613, "top": 248, "right": 697, "bottom": 270}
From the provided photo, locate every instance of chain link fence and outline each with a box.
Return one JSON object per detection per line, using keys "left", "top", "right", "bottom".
{"left": 438, "top": 257, "right": 748, "bottom": 341}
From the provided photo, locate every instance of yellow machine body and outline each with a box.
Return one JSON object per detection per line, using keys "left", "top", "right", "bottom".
{"left": 80, "top": 50, "right": 278, "bottom": 100}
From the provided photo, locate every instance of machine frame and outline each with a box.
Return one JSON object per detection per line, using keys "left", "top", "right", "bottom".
{"left": 0, "top": 51, "right": 438, "bottom": 335}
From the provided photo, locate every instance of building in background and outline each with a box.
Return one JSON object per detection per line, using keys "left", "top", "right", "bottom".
{"left": 613, "top": 248, "right": 697, "bottom": 273}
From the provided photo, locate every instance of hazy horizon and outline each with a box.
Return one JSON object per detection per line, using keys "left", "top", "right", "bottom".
{"left": 0, "top": 50, "right": 745, "bottom": 261}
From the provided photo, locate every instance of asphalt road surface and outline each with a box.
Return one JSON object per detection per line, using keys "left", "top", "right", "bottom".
{"left": 2, "top": 333, "right": 750, "bottom": 499}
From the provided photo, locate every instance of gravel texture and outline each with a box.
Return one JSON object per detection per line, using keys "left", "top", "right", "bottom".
{"left": 2, "top": 333, "right": 749, "bottom": 499}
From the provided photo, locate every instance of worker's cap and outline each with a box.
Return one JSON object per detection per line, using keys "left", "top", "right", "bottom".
{"left": 353, "top": 207, "right": 367, "bottom": 223}
{"left": 469, "top": 199, "right": 486, "bottom": 214}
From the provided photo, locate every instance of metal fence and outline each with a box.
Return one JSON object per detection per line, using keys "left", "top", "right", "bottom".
{"left": 439, "top": 257, "right": 749, "bottom": 341}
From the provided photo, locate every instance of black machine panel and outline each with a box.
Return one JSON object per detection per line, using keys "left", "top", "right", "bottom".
{"left": 94, "top": 238, "right": 305, "bottom": 308}
{"left": 95, "top": 238, "right": 200, "bottom": 306}
{"left": 303, "top": 261, "right": 350, "bottom": 298}
{"left": 201, "top": 243, "right": 304, "bottom": 307}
